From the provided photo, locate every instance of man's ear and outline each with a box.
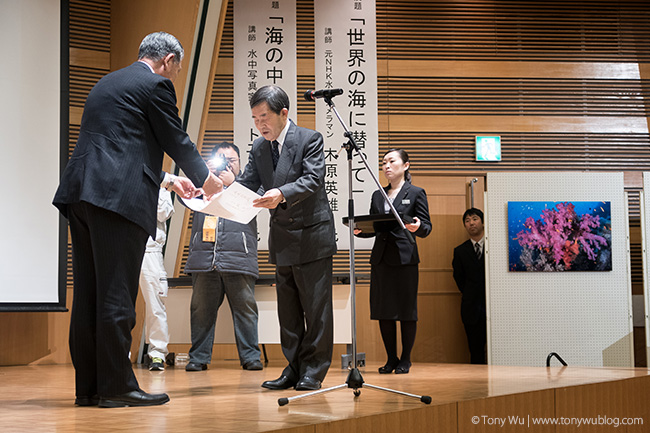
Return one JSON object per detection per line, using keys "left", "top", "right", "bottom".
{"left": 163, "top": 53, "right": 175, "bottom": 68}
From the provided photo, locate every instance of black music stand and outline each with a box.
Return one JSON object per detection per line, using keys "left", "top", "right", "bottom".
{"left": 277, "top": 93, "right": 431, "bottom": 406}
{"left": 342, "top": 213, "right": 413, "bottom": 235}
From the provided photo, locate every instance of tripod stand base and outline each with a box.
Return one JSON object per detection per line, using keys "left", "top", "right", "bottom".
{"left": 277, "top": 368, "right": 432, "bottom": 406}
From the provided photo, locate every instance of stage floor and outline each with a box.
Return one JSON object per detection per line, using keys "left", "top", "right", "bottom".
{"left": 1, "top": 361, "right": 649, "bottom": 432}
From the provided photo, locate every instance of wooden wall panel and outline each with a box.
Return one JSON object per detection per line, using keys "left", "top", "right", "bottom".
{"left": 410, "top": 175, "right": 485, "bottom": 363}
{"left": 414, "top": 293, "right": 470, "bottom": 363}
{"left": 458, "top": 389, "right": 556, "bottom": 433}
{"left": 387, "top": 60, "right": 642, "bottom": 80}
{"left": 375, "top": 1, "right": 650, "bottom": 62}
{"left": 111, "top": 0, "right": 200, "bottom": 92}
{"left": 554, "top": 376, "right": 650, "bottom": 433}
{"left": 69, "top": 0, "right": 110, "bottom": 53}
{"left": 313, "top": 404, "right": 458, "bottom": 433}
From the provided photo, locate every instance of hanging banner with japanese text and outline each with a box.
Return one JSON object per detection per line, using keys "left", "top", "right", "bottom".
{"left": 314, "top": 0, "right": 378, "bottom": 250}
{"left": 234, "top": 0, "right": 297, "bottom": 249}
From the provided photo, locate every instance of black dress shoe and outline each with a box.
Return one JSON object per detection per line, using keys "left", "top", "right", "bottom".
{"left": 394, "top": 360, "right": 411, "bottom": 374}
{"left": 98, "top": 390, "right": 170, "bottom": 408}
{"left": 261, "top": 375, "right": 296, "bottom": 390}
{"left": 185, "top": 362, "right": 207, "bottom": 371}
{"left": 378, "top": 358, "right": 399, "bottom": 374}
{"left": 75, "top": 395, "right": 99, "bottom": 406}
{"left": 242, "top": 360, "right": 263, "bottom": 370}
{"left": 295, "top": 376, "right": 321, "bottom": 391}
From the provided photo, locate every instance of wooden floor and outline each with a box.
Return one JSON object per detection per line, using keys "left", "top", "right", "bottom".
{"left": 1, "top": 361, "right": 650, "bottom": 432}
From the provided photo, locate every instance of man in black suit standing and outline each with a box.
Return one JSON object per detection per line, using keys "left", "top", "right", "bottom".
{"left": 452, "top": 208, "right": 487, "bottom": 364}
{"left": 53, "top": 32, "right": 222, "bottom": 407}
{"left": 237, "top": 85, "right": 337, "bottom": 391}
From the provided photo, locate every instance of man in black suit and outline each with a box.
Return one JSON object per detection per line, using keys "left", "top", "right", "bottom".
{"left": 236, "top": 85, "right": 337, "bottom": 391}
{"left": 53, "top": 32, "right": 222, "bottom": 407}
{"left": 452, "top": 208, "right": 487, "bottom": 364}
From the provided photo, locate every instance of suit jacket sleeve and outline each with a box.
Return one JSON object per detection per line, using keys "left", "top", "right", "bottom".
{"left": 147, "top": 79, "right": 209, "bottom": 188}
{"left": 452, "top": 245, "right": 465, "bottom": 293}
{"left": 411, "top": 187, "right": 432, "bottom": 238}
{"left": 238, "top": 144, "right": 263, "bottom": 193}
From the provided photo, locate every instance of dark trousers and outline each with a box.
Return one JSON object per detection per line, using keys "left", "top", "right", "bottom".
{"left": 463, "top": 317, "right": 487, "bottom": 364}
{"left": 275, "top": 256, "right": 333, "bottom": 382}
{"left": 67, "top": 201, "right": 149, "bottom": 397}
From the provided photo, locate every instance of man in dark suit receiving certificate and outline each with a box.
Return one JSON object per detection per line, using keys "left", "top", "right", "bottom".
{"left": 236, "top": 85, "right": 337, "bottom": 391}
{"left": 452, "top": 208, "right": 487, "bottom": 364}
{"left": 53, "top": 32, "right": 222, "bottom": 407}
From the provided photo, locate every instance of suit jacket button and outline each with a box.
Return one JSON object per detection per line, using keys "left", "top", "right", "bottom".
{"left": 273, "top": 217, "right": 278, "bottom": 222}
{"left": 289, "top": 218, "right": 294, "bottom": 223}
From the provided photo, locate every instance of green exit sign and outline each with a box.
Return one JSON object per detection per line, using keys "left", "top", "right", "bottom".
{"left": 475, "top": 136, "right": 501, "bottom": 161}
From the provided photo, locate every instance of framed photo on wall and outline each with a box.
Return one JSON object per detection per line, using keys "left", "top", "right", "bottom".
{"left": 508, "top": 201, "right": 612, "bottom": 272}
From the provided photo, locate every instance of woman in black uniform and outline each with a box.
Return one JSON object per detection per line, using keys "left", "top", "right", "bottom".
{"left": 356, "top": 149, "right": 431, "bottom": 374}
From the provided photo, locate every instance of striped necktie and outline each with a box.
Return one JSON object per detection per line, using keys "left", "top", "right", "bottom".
{"left": 271, "top": 140, "right": 280, "bottom": 170}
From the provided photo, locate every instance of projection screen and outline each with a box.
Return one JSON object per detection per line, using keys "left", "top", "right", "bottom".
{"left": 0, "top": 0, "right": 67, "bottom": 311}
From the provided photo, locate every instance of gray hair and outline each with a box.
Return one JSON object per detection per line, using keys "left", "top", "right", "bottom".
{"left": 249, "top": 85, "right": 290, "bottom": 114}
{"left": 138, "top": 32, "right": 184, "bottom": 63}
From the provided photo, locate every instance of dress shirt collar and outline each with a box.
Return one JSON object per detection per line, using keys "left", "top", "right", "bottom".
{"left": 138, "top": 60, "right": 155, "bottom": 73}
{"left": 273, "top": 119, "right": 292, "bottom": 153}
{"left": 471, "top": 237, "right": 485, "bottom": 250}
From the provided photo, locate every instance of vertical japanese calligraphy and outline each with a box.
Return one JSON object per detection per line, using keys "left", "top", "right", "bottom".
{"left": 314, "top": 0, "right": 378, "bottom": 249}
{"left": 234, "top": 0, "right": 297, "bottom": 248}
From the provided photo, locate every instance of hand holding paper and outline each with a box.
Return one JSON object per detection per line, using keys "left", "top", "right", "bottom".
{"left": 170, "top": 176, "right": 198, "bottom": 199}
{"left": 180, "top": 181, "right": 263, "bottom": 224}
{"left": 253, "top": 188, "right": 284, "bottom": 209}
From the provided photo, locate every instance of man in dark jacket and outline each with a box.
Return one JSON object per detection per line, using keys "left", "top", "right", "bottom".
{"left": 238, "top": 85, "right": 336, "bottom": 391}
{"left": 452, "top": 208, "right": 487, "bottom": 364}
{"left": 184, "top": 142, "right": 262, "bottom": 372}
{"left": 52, "top": 32, "right": 222, "bottom": 408}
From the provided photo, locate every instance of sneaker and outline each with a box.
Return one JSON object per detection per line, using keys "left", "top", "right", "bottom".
{"left": 149, "top": 357, "right": 165, "bottom": 371}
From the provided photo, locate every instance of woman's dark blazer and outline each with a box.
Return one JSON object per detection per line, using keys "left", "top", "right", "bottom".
{"left": 364, "top": 182, "right": 432, "bottom": 266}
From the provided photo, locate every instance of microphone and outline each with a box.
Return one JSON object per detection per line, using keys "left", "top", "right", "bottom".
{"left": 303, "top": 88, "right": 344, "bottom": 101}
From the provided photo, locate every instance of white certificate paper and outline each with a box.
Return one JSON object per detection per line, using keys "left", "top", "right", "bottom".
{"left": 180, "top": 182, "right": 262, "bottom": 224}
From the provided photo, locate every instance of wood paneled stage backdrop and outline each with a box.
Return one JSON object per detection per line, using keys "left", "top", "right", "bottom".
{"left": 2, "top": 0, "right": 650, "bottom": 404}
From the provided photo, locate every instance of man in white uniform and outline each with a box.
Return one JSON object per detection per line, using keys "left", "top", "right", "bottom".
{"left": 139, "top": 187, "right": 174, "bottom": 370}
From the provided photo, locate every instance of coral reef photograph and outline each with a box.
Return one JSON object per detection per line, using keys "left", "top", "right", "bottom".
{"left": 508, "top": 201, "right": 612, "bottom": 272}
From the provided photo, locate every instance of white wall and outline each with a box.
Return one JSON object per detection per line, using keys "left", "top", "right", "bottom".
{"left": 486, "top": 172, "right": 633, "bottom": 367}
{"left": 165, "top": 285, "right": 352, "bottom": 344}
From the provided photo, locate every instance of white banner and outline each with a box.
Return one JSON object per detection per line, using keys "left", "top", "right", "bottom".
{"left": 234, "top": 0, "right": 297, "bottom": 249}
{"left": 314, "top": 0, "right": 378, "bottom": 249}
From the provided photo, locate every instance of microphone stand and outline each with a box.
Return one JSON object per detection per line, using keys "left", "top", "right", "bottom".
{"left": 277, "top": 94, "right": 431, "bottom": 406}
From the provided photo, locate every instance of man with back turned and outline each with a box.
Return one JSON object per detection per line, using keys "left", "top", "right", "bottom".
{"left": 53, "top": 32, "right": 222, "bottom": 407}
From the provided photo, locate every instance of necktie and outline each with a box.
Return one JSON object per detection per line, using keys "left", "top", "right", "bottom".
{"left": 475, "top": 242, "right": 482, "bottom": 259}
{"left": 271, "top": 140, "right": 280, "bottom": 170}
